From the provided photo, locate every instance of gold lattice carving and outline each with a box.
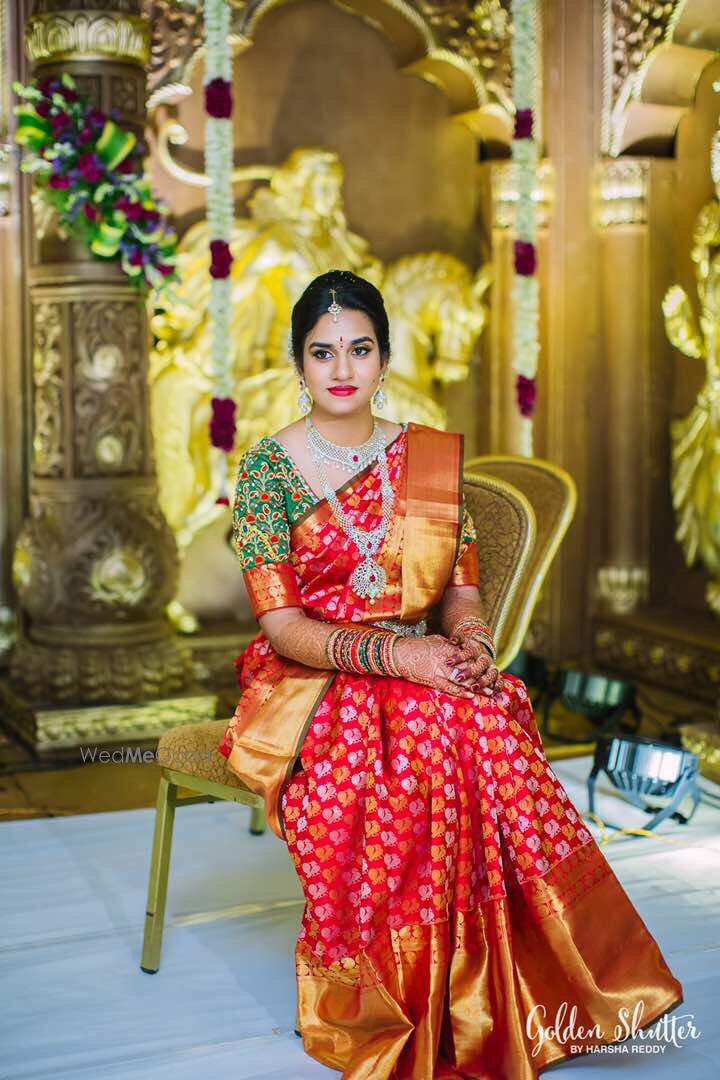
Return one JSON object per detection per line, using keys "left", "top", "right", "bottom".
{"left": 32, "top": 301, "right": 64, "bottom": 477}
{"left": 25, "top": 9, "right": 150, "bottom": 66}
{"left": 416, "top": 0, "right": 512, "bottom": 108}
{"left": 491, "top": 159, "right": 555, "bottom": 230}
{"left": 145, "top": 0, "right": 205, "bottom": 110}
{"left": 594, "top": 621, "right": 720, "bottom": 704}
{"left": 12, "top": 490, "right": 179, "bottom": 623}
{"left": 602, "top": 0, "right": 718, "bottom": 157}
{"left": 72, "top": 301, "right": 145, "bottom": 475}
{"left": 7, "top": 637, "right": 196, "bottom": 714}
{"left": 591, "top": 159, "right": 649, "bottom": 228}
{"left": 602, "top": 0, "right": 679, "bottom": 154}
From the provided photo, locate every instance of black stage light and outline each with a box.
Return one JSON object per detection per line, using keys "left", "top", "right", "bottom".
{"left": 587, "top": 733, "right": 701, "bottom": 833}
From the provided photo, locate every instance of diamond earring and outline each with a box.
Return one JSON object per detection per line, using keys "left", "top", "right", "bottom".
{"left": 372, "top": 372, "right": 387, "bottom": 410}
{"left": 297, "top": 374, "right": 313, "bottom": 415}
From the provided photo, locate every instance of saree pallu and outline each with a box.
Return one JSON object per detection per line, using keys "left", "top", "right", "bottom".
{"left": 219, "top": 424, "right": 683, "bottom": 1079}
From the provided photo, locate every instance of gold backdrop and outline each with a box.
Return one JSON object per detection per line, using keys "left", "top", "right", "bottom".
{"left": 145, "top": 0, "right": 492, "bottom": 625}
{"left": 2, "top": 0, "right": 720, "bottom": 750}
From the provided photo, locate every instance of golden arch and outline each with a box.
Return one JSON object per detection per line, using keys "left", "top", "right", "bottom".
{"left": 149, "top": 0, "right": 513, "bottom": 149}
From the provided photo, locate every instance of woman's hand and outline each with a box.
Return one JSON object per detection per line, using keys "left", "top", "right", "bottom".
{"left": 448, "top": 633, "right": 501, "bottom": 697}
{"left": 393, "top": 635, "right": 476, "bottom": 700}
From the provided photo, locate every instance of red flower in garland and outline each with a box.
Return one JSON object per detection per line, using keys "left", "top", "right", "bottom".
{"left": 51, "top": 111, "right": 71, "bottom": 136}
{"left": 514, "top": 240, "right": 536, "bottom": 276}
{"left": 210, "top": 395, "right": 237, "bottom": 451}
{"left": 516, "top": 374, "right": 537, "bottom": 417}
{"left": 204, "top": 77, "right": 233, "bottom": 119}
{"left": 114, "top": 194, "right": 143, "bottom": 220}
{"left": 78, "top": 152, "right": 104, "bottom": 184}
{"left": 514, "top": 108, "right": 534, "bottom": 139}
{"left": 209, "top": 239, "right": 233, "bottom": 279}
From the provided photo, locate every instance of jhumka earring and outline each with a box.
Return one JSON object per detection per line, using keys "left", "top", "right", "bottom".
{"left": 372, "top": 371, "right": 387, "bottom": 410}
{"left": 297, "top": 374, "right": 313, "bottom": 415}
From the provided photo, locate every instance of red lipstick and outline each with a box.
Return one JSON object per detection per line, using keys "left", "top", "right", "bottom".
{"left": 328, "top": 386, "right": 358, "bottom": 396}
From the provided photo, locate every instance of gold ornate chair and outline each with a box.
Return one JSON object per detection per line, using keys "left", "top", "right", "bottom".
{"left": 140, "top": 460, "right": 574, "bottom": 987}
{"left": 465, "top": 455, "right": 577, "bottom": 671}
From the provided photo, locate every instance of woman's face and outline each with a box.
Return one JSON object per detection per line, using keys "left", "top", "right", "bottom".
{"left": 300, "top": 308, "right": 385, "bottom": 418}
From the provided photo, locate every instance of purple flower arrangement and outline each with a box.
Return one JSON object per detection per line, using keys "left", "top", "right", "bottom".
{"left": 13, "top": 73, "right": 177, "bottom": 295}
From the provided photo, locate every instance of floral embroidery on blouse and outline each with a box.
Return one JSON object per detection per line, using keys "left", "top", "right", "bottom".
{"left": 231, "top": 440, "right": 315, "bottom": 573}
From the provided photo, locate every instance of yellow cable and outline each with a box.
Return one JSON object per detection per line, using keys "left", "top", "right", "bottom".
{"left": 583, "top": 810, "right": 685, "bottom": 846}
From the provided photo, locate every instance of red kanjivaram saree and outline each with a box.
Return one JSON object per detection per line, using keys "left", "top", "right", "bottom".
{"left": 219, "top": 422, "right": 683, "bottom": 1079}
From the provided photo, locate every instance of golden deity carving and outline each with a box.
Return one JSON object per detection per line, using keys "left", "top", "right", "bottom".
{"left": 662, "top": 129, "right": 720, "bottom": 618}
{"left": 149, "top": 147, "right": 490, "bottom": 568}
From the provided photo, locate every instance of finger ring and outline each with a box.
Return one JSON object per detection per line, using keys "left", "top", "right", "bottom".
{"left": 451, "top": 667, "right": 461, "bottom": 682}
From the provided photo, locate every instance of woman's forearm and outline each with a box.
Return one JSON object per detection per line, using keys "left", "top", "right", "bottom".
{"left": 259, "top": 609, "right": 338, "bottom": 669}
{"left": 440, "top": 585, "right": 488, "bottom": 638}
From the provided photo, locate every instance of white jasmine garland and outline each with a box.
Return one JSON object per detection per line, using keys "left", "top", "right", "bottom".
{"left": 208, "top": 276, "right": 234, "bottom": 397}
{"left": 511, "top": 0, "right": 540, "bottom": 452}
{"left": 204, "top": 0, "right": 235, "bottom": 496}
{"left": 512, "top": 276, "right": 540, "bottom": 378}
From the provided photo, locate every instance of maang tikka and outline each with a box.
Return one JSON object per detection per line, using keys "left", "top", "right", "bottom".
{"left": 328, "top": 287, "right": 343, "bottom": 322}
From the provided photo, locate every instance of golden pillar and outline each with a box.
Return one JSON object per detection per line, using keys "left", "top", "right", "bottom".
{"left": 5, "top": 0, "right": 208, "bottom": 751}
{"left": 591, "top": 157, "right": 676, "bottom": 615}
{"left": 592, "top": 160, "right": 652, "bottom": 614}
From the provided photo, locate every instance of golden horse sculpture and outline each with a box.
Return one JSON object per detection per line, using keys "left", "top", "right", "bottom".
{"left": 149, "top": 148, "right": 490, "bottom": 630}
{"left": 662, "top": 129, "right": 720, "bottom": 618}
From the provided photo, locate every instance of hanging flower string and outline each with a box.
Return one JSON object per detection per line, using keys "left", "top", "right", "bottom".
{"left": 205, "top": 0, "right": 236, "bottom": 506}
{"left": 511, "top": 0, "right": 540, "bottom": 457}
{"left": 12, "top": 73, "right": 177, "bottom": 295}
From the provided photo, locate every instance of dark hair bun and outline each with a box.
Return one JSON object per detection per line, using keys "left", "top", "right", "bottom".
{"left": 290, "top": 270, "right": 390, "bottom": 369}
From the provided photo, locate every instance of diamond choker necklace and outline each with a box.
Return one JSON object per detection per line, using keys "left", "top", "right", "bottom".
{"left": 304, "top": 416, "right": 385, "bottom": 474}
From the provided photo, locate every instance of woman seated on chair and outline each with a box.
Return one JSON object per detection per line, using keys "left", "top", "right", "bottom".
{"left": 219, "top": 269, "right": 683, "bottom": 1079}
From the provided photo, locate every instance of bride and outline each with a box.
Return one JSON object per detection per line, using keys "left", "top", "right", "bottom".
{"left": 219, "top": 269, "right": 683, "bottom": 1078}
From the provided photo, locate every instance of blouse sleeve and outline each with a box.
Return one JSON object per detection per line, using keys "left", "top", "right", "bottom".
{"left": 232, "top": 444, "right": 302, "bottom": 619}
{"left": 449, "top": 501, "right": 480, "bottom": 587}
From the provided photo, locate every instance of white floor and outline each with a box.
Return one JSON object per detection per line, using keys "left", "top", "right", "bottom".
{"left": 1, "top": 754, "right": 718, "bottom": 1080}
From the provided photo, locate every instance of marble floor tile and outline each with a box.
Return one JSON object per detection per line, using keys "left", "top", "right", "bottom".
{"left": 1, "top": 754, "right": 717, "bottom": 1079}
